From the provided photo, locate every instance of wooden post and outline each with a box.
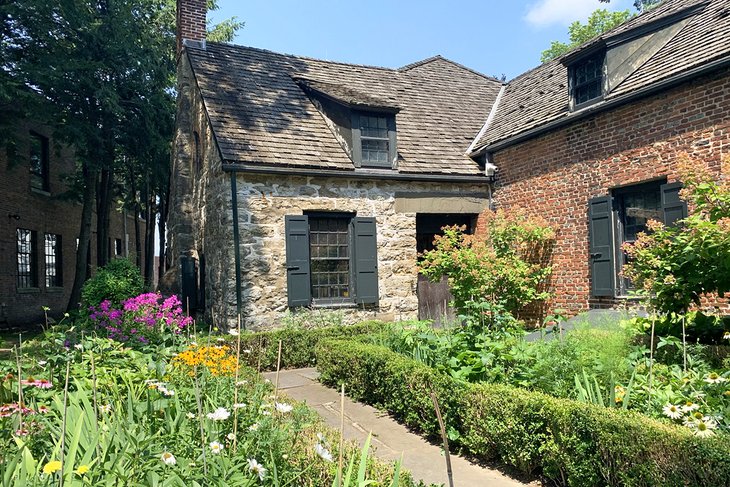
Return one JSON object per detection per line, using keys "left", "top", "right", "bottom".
{"left": 337, "top": 383, "right": 345, "bottom": 487}
{"left": 431, "top": 392, "right": 454, "bottom": 487}
{"left": 273, "top": 340, "right": 282, "bottom": 404}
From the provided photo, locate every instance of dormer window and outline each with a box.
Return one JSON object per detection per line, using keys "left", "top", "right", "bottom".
{"left": 352, "top": 111, "right": 397, "bottom": 169}
{"left": 570, "top": 50, "right": 605, "bottom": 107}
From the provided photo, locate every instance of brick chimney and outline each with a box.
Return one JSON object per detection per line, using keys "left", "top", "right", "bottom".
{"left": 176, "top": 0, "right": 207, "bottom": 54}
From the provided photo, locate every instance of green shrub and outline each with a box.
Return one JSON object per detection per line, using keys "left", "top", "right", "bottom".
{"left": 235, "top": 321, "right": 390, "bottom": 371}
{"left": 81, "top": 258, "right": 144, "bottom": 309}
{"left": 316, "top": 339, "right": 730, "bottom": 486}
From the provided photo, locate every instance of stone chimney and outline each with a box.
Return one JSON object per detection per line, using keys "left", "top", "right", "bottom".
{"left": 176, "top": 0, "right": 207, "bottom": 54}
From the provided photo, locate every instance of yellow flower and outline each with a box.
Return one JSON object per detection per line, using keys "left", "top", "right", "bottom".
{"left": 43, "top": 460, "right": 62, "bottom": 475}
{"left": 76, "top": 465, "right": 90, "bottom": 475}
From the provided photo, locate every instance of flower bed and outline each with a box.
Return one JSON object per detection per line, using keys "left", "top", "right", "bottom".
{"left": 0, "top": 325, "right": 420, "bottom": 486}
{"left": 316, "top": 338, "right": 730, "bottom": 486}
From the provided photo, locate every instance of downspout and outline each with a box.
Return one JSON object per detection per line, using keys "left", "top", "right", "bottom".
{"left": 229, "top": 172, "right": 243, "bottom": 328}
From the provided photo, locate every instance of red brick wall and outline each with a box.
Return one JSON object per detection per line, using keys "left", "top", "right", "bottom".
{"left": 0, "top": 122, "right": 145, "bottom": 327}
{"left": 176, "top": 0, "right": 206, "bottom": 53}
{"left": 487, "top": 66, "right": 730, "bottom": 319}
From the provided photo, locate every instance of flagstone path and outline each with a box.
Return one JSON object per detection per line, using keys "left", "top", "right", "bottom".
{"left": 263, "top": 368, "right": 539, "bottom": 487}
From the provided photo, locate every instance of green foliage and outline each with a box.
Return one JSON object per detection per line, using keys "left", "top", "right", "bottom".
{"left": 419, "top": 209, "right": 555, "bottom": 319}
{"left": 541, "top": 9, "right": 632, "bottom": 62}
{"left": 0, "top": 330, "right": 416, "bottom": 486}
{"left": 80, "top": 259, "right": 144, "bottom": 309}
{"left": 234, "top": 321, "right": 390, "bottom": 371}
{"left": 316, "top": 338, "right": 730, "bottom": 486}
{"left": 623, "top": 155, "right": 730, "bottom": 314}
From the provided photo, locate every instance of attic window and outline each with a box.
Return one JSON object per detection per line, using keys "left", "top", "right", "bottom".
{"left": 570, "top": 50, "right": 605, "bottom": 107}
{"left": 352, "top": 111, "right": 397, "bottom": 169}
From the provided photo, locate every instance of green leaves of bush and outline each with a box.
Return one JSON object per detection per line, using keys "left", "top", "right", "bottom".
{"left": 81, "top": 259, "right": 144, "bottom": 310}
{"left": 418, "top": 210, "right": 556, "bottom": 320}
{"left": 316, "top": 338, "right": 730, "bottom": 486}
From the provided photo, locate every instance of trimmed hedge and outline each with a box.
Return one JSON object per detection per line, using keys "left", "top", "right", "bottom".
{"left": 316, "top": 338, "right": 730, "bottom": 487}
{"left": 234, "top": 321, "right": 389, "bottom": 371}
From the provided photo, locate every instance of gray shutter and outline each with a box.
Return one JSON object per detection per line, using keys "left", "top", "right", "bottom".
{"left": 661, "top": 182, "right": 687, "bottom": 227}
{"left": 285, "top": 215, "right": 311, "bottom": 307}
{"left": 588, "top": 196, "right": 615, "bottom": 297}
{"left": 352, "top": 217, "right": 379, "bottom": 304}
{"left": 351, "top": 112, "right": 362, "bottom": 167}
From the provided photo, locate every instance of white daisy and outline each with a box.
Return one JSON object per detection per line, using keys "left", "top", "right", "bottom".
{"left": 99, "top": 404, "right": 112, "bottom": 414}
{"left": 233, "top": 403, "right": 246, "bottom": 410}
{"left": 38, "top": 360, "right": 48, "bottom": 367}
{"left": 662, "top": 403, "right": 683, "bottom": 420}
{"left": 207, "top": 407, "right": 231, "bottom": 421}
{"left": 275, "top": 402, "right": 293, "bottom": 414}
{"left": 247, "top": 458, "right": 267, "bottom": 481}
{"left": 249, "top": 423, "right": 259, "bottom": 431}
{"left": 161, "top": 452, "right": 176, "bottom": 465}
{"left": 681, "top": 401, "right": 700, "bottom": 413}
{"left": 226, "top": 432, "right": 236, "bottom": 441}
{"left": 723, "top": 331, "right": 730, "bottom": 340}
{"left": 209, "top": 441, "right": 224, "bottom": 454}
{"left": 704, "top": 373, "right": 727, "bottom": 384}
{"left": 243, "top": 349, "right": 252, "bottom": 354}
{"left": 228, "top": 329, "right": 240, "bottom": 336}
{"left": 186, "top": 412, "right": 196, "bottom": 419}
{"left": 693, "top": 417, "right": 717, "bottom": 437}
{"left": 314, "top": 443, "right": 333, "bottom": 462}
{"left": 236, "top": 380, "right": 248, "bottom": 387}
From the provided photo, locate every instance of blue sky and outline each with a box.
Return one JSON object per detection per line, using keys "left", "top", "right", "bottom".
{"left": 209, "top": 0, "right": 635, "bottom": 80}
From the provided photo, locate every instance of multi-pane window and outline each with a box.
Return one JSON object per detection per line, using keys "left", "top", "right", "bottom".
{"left": 359, "top": 115, "right": 389, "bottom": 166}
{"left": 44, "top": 233, "right": 63, "bottom": 287}
{"left": 572, "top": 52, "right": 605, "bottom": 106}
{"left": 29, "top": 132, "right": 50, "bottom": 191}
{"left": 614, "top": 182, "right": 662, "bottom": 294}
{"left": 17, "top": 229, "right": 38, "bottom": 288}
{"left": 309, "top": 216, "right": 351, "bottom": 302}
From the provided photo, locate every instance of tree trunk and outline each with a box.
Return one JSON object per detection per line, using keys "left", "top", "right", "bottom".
{"left": 129, "top": 167, "right": 142, "bottom": 270}
{"left": 67, "top": 165, "right": 97, "bottom": 311}
{"left": 143, "top": 176, "right": 155, "bottom": 288}
{"left": 96, "top": 167, "right": 113, "bottom": 267}
{"left": 157, "top": 193, "right": 166, "bottom": 284}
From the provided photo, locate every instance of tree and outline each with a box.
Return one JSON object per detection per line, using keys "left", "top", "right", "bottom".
{"left": 0, "top": 0, "right": 242, "bottom": 311}
{"left": 541, "top": 9, "right": 632, "bottom": 62}
{"left": 600, "top": 0, "right": 663, "bottom": 12}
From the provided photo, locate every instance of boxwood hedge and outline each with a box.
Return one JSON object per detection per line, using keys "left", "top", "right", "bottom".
{"left": 315, "top": 338, "right": 730, "bottom": 487}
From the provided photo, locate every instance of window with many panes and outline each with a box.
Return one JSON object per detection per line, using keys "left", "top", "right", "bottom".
{"left": 284, "top": 214, "right": 379, "bottom": 307}
{"left": 17, "top": 228, "right": 38, "bottom": 288}
{"left": 571, "top": 51, "right": 605, "bottom": 106}
{"left": 588, "top": 179, "right": 686, "bottom": 298}
{"left": 44, "top": 233, "right": 63, "bottom": 287}
{"left": 29, "top": 132, "right": 50, "bottom": 192}
{"left": 614, "top": 182, "right": 662, "bottom": 294}
{"left": 309, "top": 215, "right": 352, "bottom": 302}
{"left": 353, "top": 112, "right": 396, "bottom": 168}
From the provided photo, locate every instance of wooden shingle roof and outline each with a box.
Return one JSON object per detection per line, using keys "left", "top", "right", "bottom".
{"left": 187, "top": 44, "right": 502, "bottom": 176}
{"left": 471, "top": 0, "right": 730, "bottom": 152}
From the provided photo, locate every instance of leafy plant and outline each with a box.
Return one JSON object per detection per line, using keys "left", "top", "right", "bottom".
{"left": 419, "top": 209, "right": 555, "bottom": 321}
{"left": 80, "top": 259, "right": 144, "bottom": 310}
{"left": 623, "top": 153, "right": 730, "bottom": 314}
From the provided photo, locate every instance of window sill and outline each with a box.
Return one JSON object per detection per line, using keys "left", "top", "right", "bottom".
{"left": 17, "top": 287, "right": 41, "bottom": 294}
{"left": 31, "top": 188, "right": 51, "bottom": 197}
{"left": 310, "top": 301, "right": 359, "bottom": 309}
{"left": 46, "top": 287, "right": 65, "bottom": 293}
{"left": 615, "top": 295, "right": 644, "bottom": 301}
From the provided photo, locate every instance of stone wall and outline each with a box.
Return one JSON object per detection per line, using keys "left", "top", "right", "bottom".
{"left": 488, "top": 66, "right": 730, "bottom": 318}
{"left": 208, "top": 173, "right": 487, "bottom": 330}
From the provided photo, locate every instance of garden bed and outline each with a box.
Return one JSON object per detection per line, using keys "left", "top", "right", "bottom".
{"left": 316, "top": 338, "right": 730, "bottom": 486}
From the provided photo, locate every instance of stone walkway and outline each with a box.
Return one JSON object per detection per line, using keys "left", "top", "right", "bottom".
{"left": 263, "top": 368, "right": 538, "bottom": 487}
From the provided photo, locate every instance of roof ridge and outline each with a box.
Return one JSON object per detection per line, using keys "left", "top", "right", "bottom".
{"left": 399, "top": 55, "right": 503, "bottom": 83}
{"left": 204, "top": 42, "right": 400, "bottom": 73}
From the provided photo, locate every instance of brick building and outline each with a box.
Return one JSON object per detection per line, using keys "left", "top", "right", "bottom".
{"left": 0, "top": 118, "right": 144, "bottom": 327}
{"left": 169, "top": 0, "right": 730, "bottom": 329}
{"left": 470, "top": 0, "right": 730, "bottom": 317}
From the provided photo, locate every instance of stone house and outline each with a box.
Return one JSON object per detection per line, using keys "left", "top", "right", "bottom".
{"left": 0, "top": 116, "right": 144, "bottom": 326}
{"left": 169, "top": 0, "right": 730, "bottom": 329}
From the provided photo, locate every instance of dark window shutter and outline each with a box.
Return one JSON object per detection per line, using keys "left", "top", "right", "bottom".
{"left": 285, "top": 215, "right": 312, "bottom": 307}
{"left": 351, "top": 112, "right": 362, "bottom": 167}
{"left": 352, "top": 217, "right": 379, "bottom": 304}
{"left": 588, "top": 196, "right": 615, "bottom": 297}
{"left": 661, "top": 182, "right": 687, "bottom": 227}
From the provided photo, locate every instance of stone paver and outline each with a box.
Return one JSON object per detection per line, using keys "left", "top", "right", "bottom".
{"left": 264, "top": 368, "right": 537, "bottom": 487}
